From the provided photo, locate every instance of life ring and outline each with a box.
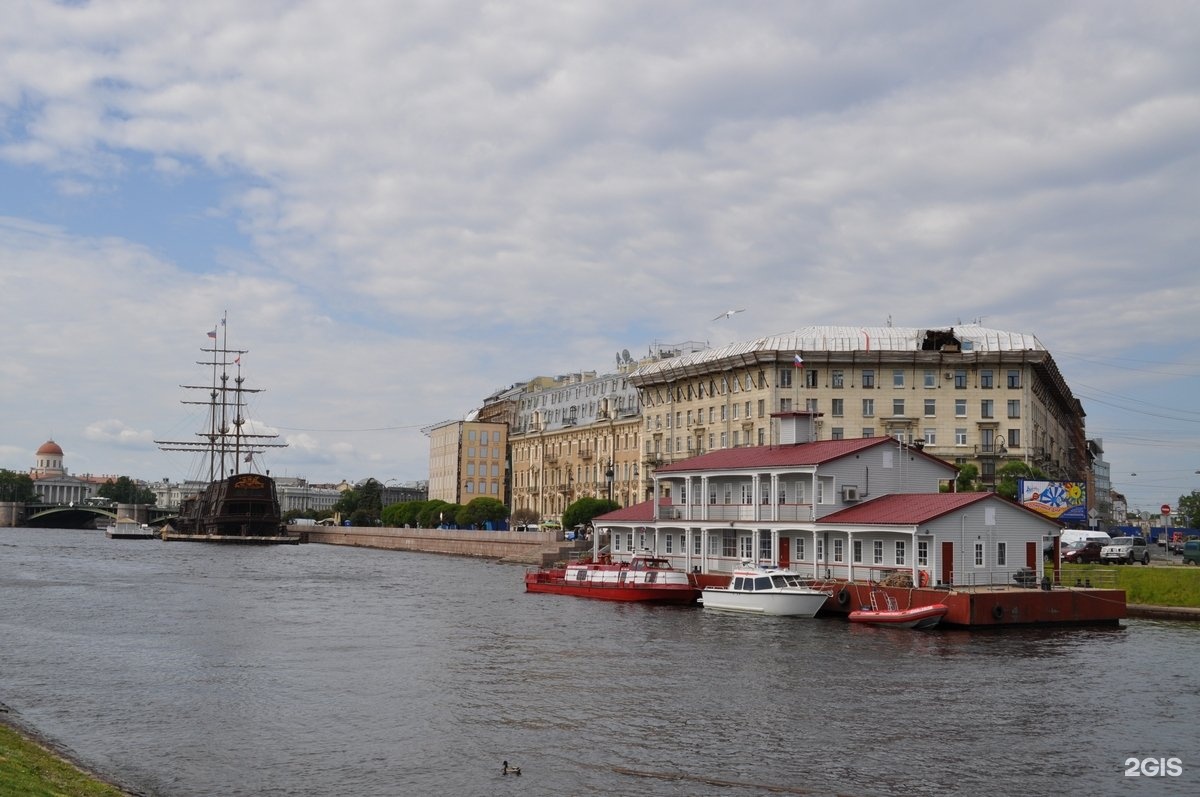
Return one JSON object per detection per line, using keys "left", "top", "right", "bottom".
{"left": 837, "top": 587, "right": 850, "bottom": 606}
{"left": 992, "top": 604, "right": 1005, "bottom": 621}
{"left": 918, "top": 570, "right": 930, "bottom": 588}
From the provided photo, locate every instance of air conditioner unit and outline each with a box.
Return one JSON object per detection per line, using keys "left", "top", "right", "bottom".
{"left": 842, "top": 485, "right": 860, "bottom": 502}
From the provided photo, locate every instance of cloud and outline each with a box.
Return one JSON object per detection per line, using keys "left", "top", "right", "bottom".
{"left": 0, "top": 2, "right": 1198, "bottom": 506}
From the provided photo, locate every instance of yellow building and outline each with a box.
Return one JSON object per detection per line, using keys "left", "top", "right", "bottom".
{"left": 423, "top": 418, "right": 508, "bottom": 506}
{"left": 629, "top": 324, "right": 1087, "bottom": 492}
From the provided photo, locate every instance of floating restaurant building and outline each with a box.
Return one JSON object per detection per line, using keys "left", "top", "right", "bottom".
{"left": 591, "top": 415, "right": 1124, "bottom": 626}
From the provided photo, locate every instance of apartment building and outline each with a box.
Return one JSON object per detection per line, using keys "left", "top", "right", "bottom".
{"left": 423, "top": 418, "right": 509, "bottom": 505}
{"left": 506, "top": 344, "right": 707, "bottom": 522}
{"left": 629, "top": 324, "right": 1087, "bottom": 492}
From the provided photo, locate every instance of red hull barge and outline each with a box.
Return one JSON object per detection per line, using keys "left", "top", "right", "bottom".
{"left": 818, "top": 581, "right": 1126, "bottom": 627}
{"left": 525, "top": 552, "right": 700, "bottom": 604}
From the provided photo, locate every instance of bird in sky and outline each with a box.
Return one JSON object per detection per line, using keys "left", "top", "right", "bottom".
{"left": 712, "top": 308, "right": 745, "bottom": 321}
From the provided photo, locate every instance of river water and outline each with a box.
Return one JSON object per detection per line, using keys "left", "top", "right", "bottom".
{"left": 1, "top": 527, "right": 1197, "bottom": 797}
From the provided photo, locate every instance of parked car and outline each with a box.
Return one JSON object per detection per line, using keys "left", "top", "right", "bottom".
{"left": 1101, "top": 536, "right": 1151, "bottom": 565}
{"left": 1063, "top": 540, "right": 1104, "bottom": 564}
{"left": 1183, "top": 540, "right": 1200, "bottom": 566}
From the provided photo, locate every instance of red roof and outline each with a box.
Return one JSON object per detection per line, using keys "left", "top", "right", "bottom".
{"left": 820, "top": 492, "right": 1061, "bottom": 528}
{"left": 595, "top": 498, "right": 669, "bottom": 522}
{"left": 36, "top": 439, "right": 64, "bottom": 456}
{"left": 655, "top": 438, "right": 956, "bottom": 474}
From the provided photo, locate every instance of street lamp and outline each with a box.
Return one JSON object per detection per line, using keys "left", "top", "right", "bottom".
{"left": 605, "top": 460, "right": 614, "bottom": 502}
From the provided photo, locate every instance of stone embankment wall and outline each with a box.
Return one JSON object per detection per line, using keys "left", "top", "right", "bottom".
{"left": 293, "top": 525, "right": 582, "bottom": 566}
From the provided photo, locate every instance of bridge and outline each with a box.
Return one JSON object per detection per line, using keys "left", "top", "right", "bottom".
{"left": 2, "top": 502, "right": 177, "bottom": 529}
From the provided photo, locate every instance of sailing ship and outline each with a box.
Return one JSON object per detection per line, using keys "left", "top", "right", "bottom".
{"left": 155, "top": 315, "right": 296, "bottom": 544}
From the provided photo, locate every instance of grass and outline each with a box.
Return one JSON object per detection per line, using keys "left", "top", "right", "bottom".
{"left": 1059, "top": 563, "right": 1200, "bottom": 607}
{"left": 0, "top": 721, "right": 127, "bottom": 797}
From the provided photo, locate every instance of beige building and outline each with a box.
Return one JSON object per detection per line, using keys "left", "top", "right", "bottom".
{"left": 424, "top": 418, "right": 509, "bottom": 505}
{"left": 629, "top": 325, "right": 1087, "bottom": 493}
{"left": 505, "top": 346, "right": 705, "bottom": 523}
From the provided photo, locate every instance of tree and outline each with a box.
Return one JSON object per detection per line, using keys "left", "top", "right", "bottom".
{"left": 1176, "top": 490, "right": 1200, "bottom": 530}
{"left": 511, "top": 507, "right": 540, "bottom": 528}
{"left": 418, "top": 500, "right": 458, "bottom": 528}
{"left": 333, "top": 478, "right": 384, "bottom": 524}
{"left": 0, "top": 469, "right": 36, "bottom": 502}
{"left": 97, "top": 476, "right": 156, "bottom": 505}
{"left": 994, "top": 461, "right": 1047, "bottom": 501}
{"left": 456, "top": 497, "right": 509, "bottom": 528}
{"left": 955, "top": 463, "right": 979, "bottom": 493}
{"left": 562, "top": 497, "right": 619, "bottom": 530}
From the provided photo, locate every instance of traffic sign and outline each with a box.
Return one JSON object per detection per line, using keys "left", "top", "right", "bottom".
{"left": 1161, "top": 504, "right": 1171, "bottom": 515}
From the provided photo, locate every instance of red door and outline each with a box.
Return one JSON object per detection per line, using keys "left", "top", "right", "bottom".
{"left": 1026, "top": 541, "right": 1037, "bottom": 570}
{"left": 779, "top": 537, "right": 790, "bottom": 569}
{"left": 941, "top": 541, "right": 954, "bottom": 586}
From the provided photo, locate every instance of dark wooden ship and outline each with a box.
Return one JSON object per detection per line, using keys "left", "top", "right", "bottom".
{"left": 155, "top": 315, "right": 296, "bottom": 544}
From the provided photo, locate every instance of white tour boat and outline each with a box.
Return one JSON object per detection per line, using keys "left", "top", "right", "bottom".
{"left": 700, "top": 562, "right": 832, "bottom": 617}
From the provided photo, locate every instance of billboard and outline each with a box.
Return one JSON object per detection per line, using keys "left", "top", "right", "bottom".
{"left": 1019, "top": 479, "right": 1087, "bottom": 522}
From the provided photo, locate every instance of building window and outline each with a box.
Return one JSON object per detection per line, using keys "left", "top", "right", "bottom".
{"left": 832, "top": 398, "right": 844, "bottom": 416}
{"left": 997, "top": 541, "right": 1007, "bottom": 567}
{"left": 1007, "top": 370, "right": 1021, "bottom": 388}
{"left": 917, "top": 540, "right": 929, "bottom": 566}
{"left": 757, "top": 399, "right": 765, "bottom": 418}
{"left": 924, "top": 428, "right": 936, "bottom": 445}
{"left": 759, "top": 535, "right": 772, "bottom": 562}
{"left": 924, "top": 369, "right": 936, "bottom": 388}
{"left": 981, "top": 399, "right": 994, "bottom": 419}
{"left": 853, "top": 540, "right": 863, "bottom": 563}
{"left": 862, "top": 369, "right": 875, "bottom": 388}
{"left": 955, "top": 428, "right": 968, "bottom": 446}
{"left": 796, "top": 538, "right": 805, "bottom": 560}
{"left": 862, "top": 427, "right": 875, "bottom": 438}
{"left": 924, "top": 399, "right": 936, "bottom": 416}
{"left": 1008, "top": 428, "right": 1021, "bottom": 448}
{"left": 975, "top": 542, "right": 985, "bottom": 567}
{"left": 720, "top": 431, "right": 728, "bottom": 448}
{"left": 955, "top": 399, "right": 966, "bottom": 417}
{"left": 778, "top": 368, "right": 792, "bottom": 388}
{"left": 863, "top": 398, "right": 875, "bottom": 417}
{"left": 893, "top": 369, "right": 905, "bottom": 388}
{"left": 739, "top": 535, "right": 754, "bottom": 560}
{"left": 893, "top": 399, "right": 905, "bottom": 416}
{"left": 954, "top": 370, "right": 967, "bottom": 389}
{"left": 832, "top": 427, "right": 844, "bottom": 440}
{"left": 1007, "top": 400, "right": 1020, "bottom": 418}
{"left": 832, "top": 369, "right": 845, "bottom": 388}
{"left": 805, "top": 369, "right": 818, "bottom": 388}
{"left": 694, "top": 534, "right": 702, "bottom": 555}
{"left": 806, "top": 398, "right": 818, "bottom": 412}
{"left": 895, "top": 541, "right": 906, "bottom": 566}
{"left": 833, "top": 539, "right": 844, "bottom": 562}
{"left": 758, "top": 428, "right": 765, "bottom": 445}
{"left": 816, "top": 538, "right": 824, "bottom": 561}
{"left": 723, "top": 484, "right": 732, "bottom": 504}
{"left": 665, "top": 534, "right": 673, "bottom": 554}
{"left": 873, "top": 540, "right": 883, "bottom": 564}
{"left": 722, "top": 532, "right": 737, "bottom": 558}
{"left": 981, "top": 370, "right": 994, "bottom": 389}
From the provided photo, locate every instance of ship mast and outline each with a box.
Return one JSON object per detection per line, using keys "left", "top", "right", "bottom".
{"left": 156, "top": 312, "right": 286, "bottom": 481}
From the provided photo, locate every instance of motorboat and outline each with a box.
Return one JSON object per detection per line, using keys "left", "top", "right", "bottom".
{"left": 105, "top": 518, "right": 156, "bottom": 539}
{"left": 848, "top": 591, "right": 948, "bottom": 629}
{"left": 700, "top": 562, "right": 831, "bottom": 617}
{"left": 525, "top": 551, "right": 700, "bottom": 604}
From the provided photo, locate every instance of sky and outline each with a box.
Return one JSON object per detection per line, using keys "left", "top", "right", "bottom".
{"left": 1, "top": 1, "right": 1198, "bottom": 516}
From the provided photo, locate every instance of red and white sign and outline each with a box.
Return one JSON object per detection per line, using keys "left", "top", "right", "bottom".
{"left": 1161, "top": 504, "right": 1171, "bottom": 515}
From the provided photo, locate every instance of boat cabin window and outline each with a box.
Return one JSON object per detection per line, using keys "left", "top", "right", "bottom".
{"left": 754, "top": 576, "right": 772, "bottom": 591}
{"left": 771, "top": 576, "right": 788, "bottom": 588}
{"left": 574, "top": 569, "right": 588, "bottom": 581}
{"left": 733, "top": 577, "right": 745, "bottom": 590}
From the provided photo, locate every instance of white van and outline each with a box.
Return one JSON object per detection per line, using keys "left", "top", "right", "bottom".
{"left": 1060, "top": 529, "right": 1111, "bottom": 546}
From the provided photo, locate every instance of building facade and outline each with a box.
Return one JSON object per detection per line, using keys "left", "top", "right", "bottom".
{"left": 629, "top": 325, "right": 1087, "bottom": 496}
{"left": 423, "top": 418, "right": 509, "bottom": 505}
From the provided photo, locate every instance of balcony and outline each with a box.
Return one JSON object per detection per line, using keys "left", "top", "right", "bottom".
{"left": 579, "top": 450, "right": 594, "bottom": 461}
